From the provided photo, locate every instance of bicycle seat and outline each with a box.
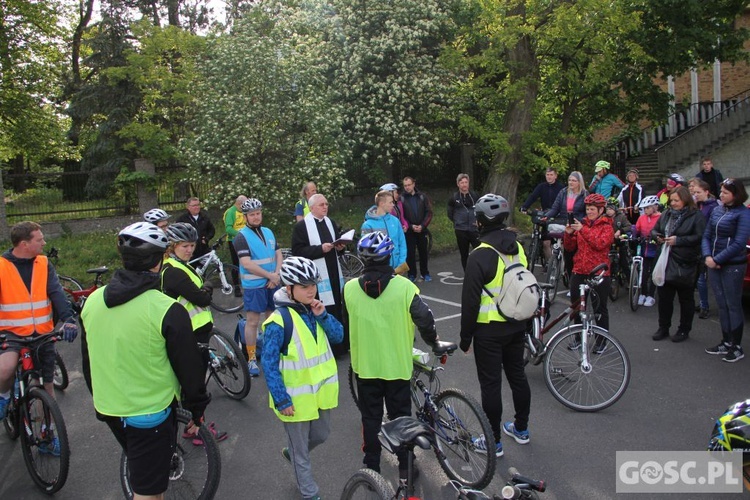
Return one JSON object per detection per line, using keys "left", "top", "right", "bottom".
{"left": 430, "top": 340, "right": 457, "bottom": 356}
{"left": 538, "top": 283, "right": 556, "bottom": 290}
{"left": 86, "top": 266, "right": 109, "bottom": 275}
{"left": 378, "top": 417, "right": 434, "bottom": 453}
{"left": 547, "top": 231, "right": 564, "bottom": 239}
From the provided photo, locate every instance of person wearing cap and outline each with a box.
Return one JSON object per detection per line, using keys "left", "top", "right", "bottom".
{"left": 588, "top": 160, "right": 624, "bottom": 198}
{"left": 379, "top": 183, "right": 409, "bottom": 232}
{"left": 657, "top": 173, "right": 687, "bottom": 209}
{"left": 617, "top": 168, "right": 644, "bottom": 225}
{"left": 447, "top": 173, "right": 481, "bottom": 270}
{"left": 695, "top": 157, "right": 724, "bottom": 199}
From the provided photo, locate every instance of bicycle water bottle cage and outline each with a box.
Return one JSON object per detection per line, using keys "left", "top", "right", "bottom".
{"left": 378, "top": 417, "right": 434, "bottom": 453}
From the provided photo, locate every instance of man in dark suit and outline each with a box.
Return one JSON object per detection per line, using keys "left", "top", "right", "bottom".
{"left": 176, "top": 197, "right": 216, "bottom": 257}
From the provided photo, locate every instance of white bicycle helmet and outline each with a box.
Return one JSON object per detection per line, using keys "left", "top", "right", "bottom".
{"left": 379, "top": 183, "right": 399, "bottom": 192}
{"left": 241, "top": 198, "right": 263, "bottom": 213}
{"left": 118, "top": 222, "right": 169, "bottom": 271}
{"left": 638, "top": 195, "right": 660, "bottom": 209}
{"left": 475, "top": 194, "right": 510, "bottom": 227}
{"left": 143, "top": 208, "right": 170, "bottom": 223}
{"left": 280, "top": 256, "right": 321, "bottom": 286}
{"left": 166, "top": 222, "right": 198, "bottom": 243}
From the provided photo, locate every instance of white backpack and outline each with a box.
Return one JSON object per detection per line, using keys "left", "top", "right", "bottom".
{"left": 481, "top": 247, "right": 540, "bottom": 321}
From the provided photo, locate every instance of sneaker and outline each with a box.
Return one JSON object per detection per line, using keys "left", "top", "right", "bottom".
{"left": 408, "top": 275, "right": 416, "bottom": 282}
{"left": 592, "top": 341, "right": 608, "bottom": 355}
{"left": 472, "top": 434, "right": 503, "bottom": 457}
{"left": 652, "top": 328, "right": 669, "bottom": 341}
{"left": 722, "top": 346, "right": 745, "bottom": 363}
{"left": 643, "top": 297, "right": 655, "bottom": 307}
{"left": 706, "top": 342, "right": 732, "bottom": 355}
{"left": 38, "top": 437, "right": 61, "bottom": 457}
{"left": 0, "top": 395, "right": 9, "bottom": 421}
{"left": 281, "top": 447, "right": 291, "bottom": 463}
{"left": 502, "top": 422, "right": 529, "bottom": 445}
{"left": 638, "top": 295, "right": 646, "bottom": 306}
{"left": 698, "top": 308, "right": 709, "bottom": 319}
{"left": 248, "top": 359, "right": 260, "bottom": 377}
{"left": 193, "top": 422, "right": 228, "bottom": 446}
{"left": 671, "top": 330, "right": 689, "bottom": 343}
{"left": 423, "top": 274, "right": 432, "bottom": 282}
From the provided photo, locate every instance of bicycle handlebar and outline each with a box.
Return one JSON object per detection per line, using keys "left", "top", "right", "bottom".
{"left": 508, "top": 467, "right": 546, "bottom": 492}
{"left": 210, "top": 234, "right": 228, "bottom": 251}
{"left": 0, "top": 332, "right": 62, "bottom": 351}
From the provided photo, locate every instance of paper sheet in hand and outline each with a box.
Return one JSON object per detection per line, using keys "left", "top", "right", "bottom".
{"left": 333, "top": 229, "right": 355, "bottom": 246}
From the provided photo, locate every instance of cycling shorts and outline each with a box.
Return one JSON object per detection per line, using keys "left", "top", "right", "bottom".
{"left": 2, "top": 333, "right": 56, "bottom": 383}
{"left": 243, "top": 287, "right": 277, "bottom": 313}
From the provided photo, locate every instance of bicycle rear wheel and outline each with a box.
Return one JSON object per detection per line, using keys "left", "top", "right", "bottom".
{"left": 545, "top": 254, "right": 561, "bottom": 303}
{"left": 340, "top": 253, "right": 365, "bottom": 280}
{"left": 204, "top": 263, "right": 243, "bottom": 313}
{"left": 629, "top": 261, "right": 641, "bottom": 312}
{"left": 543, "top": 326, "right": 630, "bottom": 412}
{"left": 339, "top": 468, "right": 395, "bottom": 500}
{"left": 120, "top": 408, "right": 221, "bottom": 500}
{"left": 53, "top": 352, "right": 69, "bottom": 391}
{"left": 58, "top": 275, "right": 83, "bottom": 314}
{"left": 526, "top": 237, "right": 540, "bottom": 272}
{"left": 609, "top": 271, "right": 620, "bottom": 301}
{"left": 208, "top": 329, "right": 250, "bottom": 400}
{"left": 432, "top": 388, "right": 496, "bottom": 489}
{"left": 20, "top": 386, "right": 70, "bottom": 494}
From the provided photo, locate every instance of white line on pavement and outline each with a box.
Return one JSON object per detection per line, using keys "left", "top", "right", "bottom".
{"left": 434, "top": 313, "right": 462, "bottom": 322}
{"left": 421, "top": 294, "right": 462, "bottom": 308}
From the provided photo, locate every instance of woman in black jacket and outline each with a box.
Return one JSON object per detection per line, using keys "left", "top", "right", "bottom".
{"left": 650, "top": 186, "right": 706, "bottom": 343}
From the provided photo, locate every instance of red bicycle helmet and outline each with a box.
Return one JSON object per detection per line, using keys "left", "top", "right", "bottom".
{"left": 584, "top": 193, "right": 606, "bottom": 208}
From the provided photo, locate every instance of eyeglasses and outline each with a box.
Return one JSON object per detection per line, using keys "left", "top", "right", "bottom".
{"left": 722, "top": 178, "right": 735, "bottom": 186}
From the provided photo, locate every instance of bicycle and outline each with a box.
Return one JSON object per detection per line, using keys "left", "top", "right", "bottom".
{"left": 53, "top": 352, "right": 68, "bottom": 391}
{"left": 348, "top": 340, "right": 496, "bottom": 490}
{"left": 523, "top": 263, "right": 631, "bottom": 412}
{"left": 190, "top": 234, "right": 243, "bottom": 314}
{"left": 628, "top": 236, "right": 652, "bottom": 312}
{"left": 120, "top": 407, "right": 222, "bottom": 500}
{"left": 543, "top": 231, "right": 565, "bottom": 304}
{"left": 523, "top": 210, "right": 547, "bottom": 272}
{"left": 202, "top": 328, "right": 250, "bottom": 400}
{"left": 280, "top": 244, "right": 366, "bottom": 281}
{"left": 608, "top": 236, "right": 632, "bottom": 302}
{"left": 340, "top": 416, "right": 544, "bottom": 500}
{"left": 58, "top": 266, "right": 110, "bottom": 315}
{"left": 1, "top": 332, "right": 70, "bottom": 494}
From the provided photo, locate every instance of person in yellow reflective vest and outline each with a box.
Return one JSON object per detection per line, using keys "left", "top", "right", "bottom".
{"left": 260, "top": 256, "right": 342, "bottom": 500}
{"left": 460, "top": 194, "right": 531, "bottom": 459}
{"left": 161, "top": 222, "right": 228, "bottom": 445}
{"left": 223, "top": 195, "right": 247, "bottom": 296}
{"left": 344, "top": 231, "right": 438, "bottom": 479}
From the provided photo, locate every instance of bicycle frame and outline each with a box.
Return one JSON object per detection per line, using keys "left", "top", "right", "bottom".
{"left": 191, "top": 250, "right": 233, "bottom": 296}
{"left": 631, "top": 243, "right": 645, "bottom": 289}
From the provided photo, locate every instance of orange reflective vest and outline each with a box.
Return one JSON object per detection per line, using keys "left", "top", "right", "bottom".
{"left": 0, "top": 256, "right": 54, "bottom": 336}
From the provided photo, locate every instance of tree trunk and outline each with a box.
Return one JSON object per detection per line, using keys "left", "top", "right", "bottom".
{"left": 0, "top": 165, "right": 9, "bottom": 241}
{"left": 11, "top": 154, "right": 26, "bottom": 192}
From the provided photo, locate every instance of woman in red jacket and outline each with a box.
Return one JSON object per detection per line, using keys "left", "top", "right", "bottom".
{"left": 563, "top": 193, "right": 614, "bottom": 353}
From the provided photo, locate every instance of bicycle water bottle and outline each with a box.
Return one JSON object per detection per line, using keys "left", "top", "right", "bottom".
{"left": 21, "top": 348, "right": 33, "bottom": 371}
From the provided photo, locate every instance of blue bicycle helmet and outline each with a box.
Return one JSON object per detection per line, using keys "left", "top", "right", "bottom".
{"left": 357, "top": 231, "right": 394, "bottom": 262}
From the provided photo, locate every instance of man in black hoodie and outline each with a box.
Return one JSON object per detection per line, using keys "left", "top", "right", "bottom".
{"left": 343, "top": 231, "right": 437, "bottom": 479}
{"left": 460, "top": 194, "right": 531, "bottom": 459}
{"left": 81, "top": 222, "right": 210, "bottom": 498}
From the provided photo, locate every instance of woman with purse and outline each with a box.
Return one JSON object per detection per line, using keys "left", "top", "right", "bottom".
{"left": 650, "top": 186, "right": 706, "bottom": 343}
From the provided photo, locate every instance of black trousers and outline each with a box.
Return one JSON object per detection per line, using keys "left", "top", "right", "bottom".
{"left": 356, "top": 376, "right": 411, "bottom": 471}
{"left": 405, "top": 231, "right": 430, "bottom": 277}
{"left": 228, "top": 238, "right": 240, "bottom": 286}
{"left": 657, "top": 282, "right": 695, "bottom": 333}
{"left": 472, "top": 329, "right": 531, "bottom": 442}
{"left": 455, "top": 230, "right": 480, "bottom": 270}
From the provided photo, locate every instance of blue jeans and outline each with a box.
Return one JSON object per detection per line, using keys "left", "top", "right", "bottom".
{"left": 708, "top": 264, "right": 747, "bottom": 345}
{"left": 696, "top": 267, "right": 709, "bottom": 309}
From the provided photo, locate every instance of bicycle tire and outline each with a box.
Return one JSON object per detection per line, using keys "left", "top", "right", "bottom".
{"left": 208, "top": 328, "right": 250, "bottom": 400}
{"left": 425, "top": 230, "right": 433, "bottom": 256}
{"left": 543, "top": 325, "right": 630, "bottom": 412}
{"left": 545, "top": 254, "right": 561, "bottom": 304}
{"left": 348, "top": 363, "right": 359, "bottom": 409}
{"left": 609, "top": 271, "right": 620, "bottom": 302}
{"left": 629, "top": 261, "right": 641, "bottom": 312}
{"left": 339, "top": 467, "right": 395, "bottom": 500}
{"left": 339, "top": 253, "right": 365, "bottom": 280}
{"left": 433, "top": 388, "right": 496, "bottom": 489}
{"left": 120, "top": 408, "right": 221, "bottom": 500}
{"left": 4, "top": 393, "right": 19, "bottom": 440}
{"left": 21, "top": 386, "right": 70, "bottom": 494}
{"left": 522, "top": 322, "right": 545, "bottom": 367}
{"left": 526, "top": 237, "right": 540, "bottom": 272}
{"left": 58, "top": 275, "right": 83, "bottom": 314}
{"left": 204, "top": 263, "right": 243, "bottom": 313}
{"left": 53, "top": 351, "right": 69, "bottom": 391}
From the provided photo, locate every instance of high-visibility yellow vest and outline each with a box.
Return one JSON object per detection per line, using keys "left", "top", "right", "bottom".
{"left": 162, "top": 258, "right": 213, "bottom": 331}
{"left": 475, "top": 242, "right": 527, "bottom": 324}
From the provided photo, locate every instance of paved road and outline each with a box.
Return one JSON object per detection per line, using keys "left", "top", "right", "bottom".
{"left": 1, "top": 251, "right": 749, "bottom": 499}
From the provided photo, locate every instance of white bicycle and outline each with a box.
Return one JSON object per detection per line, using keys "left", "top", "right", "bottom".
{"left": 190, "top": 235, "right": 243, "bottom": 314}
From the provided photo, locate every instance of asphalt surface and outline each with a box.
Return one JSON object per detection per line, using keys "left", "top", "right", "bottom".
{"left": 1, "top": 251, "right": 749, "bottom": 499}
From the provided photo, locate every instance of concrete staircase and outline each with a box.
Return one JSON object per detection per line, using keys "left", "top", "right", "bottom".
{"left": 623, "top": 149, "right": 662, "bottom": 193}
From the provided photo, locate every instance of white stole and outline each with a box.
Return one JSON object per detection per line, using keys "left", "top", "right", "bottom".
{"left": 303, "top": 213, "right": 344, "bottom": 306}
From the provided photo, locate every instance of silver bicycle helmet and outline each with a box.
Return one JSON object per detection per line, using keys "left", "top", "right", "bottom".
{"left": 280, "top": 256, "right": 321, "bottom": 286}
{"left": 118, "top": 222, "right": 169, "bottom": 271}
{"left": 357, "top": 231, "right": 394, "bottom": 262}
{"left": 638, "top": 195, "right": 660, "bottom": 209}
{"left": 379, "top": 183, "right": 399, "bottom": 192}
{"left": 143, "top": 208, "right": 170, "bottom": 223}
{"left": 474, "top": 194, "right": 510, "bottom": 227}
{"left": 241, "top": 198, "right": 263, "bottom": 213}
{"left": 166, "top": 222, "right": 198, "bottom": 243}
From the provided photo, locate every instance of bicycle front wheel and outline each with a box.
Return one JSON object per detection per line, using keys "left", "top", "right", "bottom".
{"left": 609, "top": 271, "right": 620, "bottom": 301}
{"left": 339, "top": 253, "right": 365, "bottom": 280}
{"left": 545, "top": 254, "right": 561, "bottom": 303}
{"left": 339, "top": 468, "right": 395, "bottom": 500}
{"left": 526, "top": 237, "right": 540, "bottom": 272}
{"left": 21, "top": 386, "right": 70, "bottom": 494}
{"left": 543, "top": 326, "right": 630, "bottom": 412}
{"left": 208, "top": 329, "right": 250, "bottom": 400}
{"left": 204, "top": 263, "right": 243, "bottom": 313}
{"left": 120, "top": 408, "right": 221, "bottom": 500}
{"left": 4, "top": 393, "right": 19, "bottom": 440}
{"left": 629, "top": 261, "right": 642, "bottom": 312}
{"left": 53, "top": 351, "right": 69, "bottom": 391}
{"left": 432, "top": 388, "right": 496, "bottom": 489}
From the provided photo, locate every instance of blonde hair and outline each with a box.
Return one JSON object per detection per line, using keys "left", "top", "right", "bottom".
{"left": 375, "top": 190, "right": 394, "bottom": 206}
{"left": 567, "top": 171, "right": 585, "bottom": 195}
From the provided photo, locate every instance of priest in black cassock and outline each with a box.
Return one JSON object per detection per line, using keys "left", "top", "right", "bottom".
{"left": 291, "top": 193, "right": 349, "bottom": 355}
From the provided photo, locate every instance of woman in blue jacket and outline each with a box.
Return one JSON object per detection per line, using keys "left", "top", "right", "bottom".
{"left": 361, "top": 190, "right": 408, "bottom": 272}
{"left": 702, "top": 179, "right": 750, "bottom": 363}
{"left": 544, "top": 171, "right": 588, "bottom": 283}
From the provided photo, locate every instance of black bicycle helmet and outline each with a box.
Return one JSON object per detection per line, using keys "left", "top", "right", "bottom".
{"left": 709, "top": 399, "right": 750, "bottom": 465}
{"left": 474, "top": 194, "right": 510, "bottom": 227}
{"left": 166, "top": 222, "right": 198, "bottom": 243}
{"left": 357, "top": 231, "right": 394, "bottom": 263}
{"left": 280, "top": 256, "right": 320, "bottom": 286}
{"left": 117, "top": 222, "right": 169, "bottom": 271}
{"left": 143, "top": 208, "right": 170, "bottom": 223}
{"left": 241, "top": 198, "right": 263, "bottom": 213}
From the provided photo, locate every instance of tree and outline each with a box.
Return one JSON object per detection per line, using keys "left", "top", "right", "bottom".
{"left": 180, "top": 1, "right": 349, "bottom": 218}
